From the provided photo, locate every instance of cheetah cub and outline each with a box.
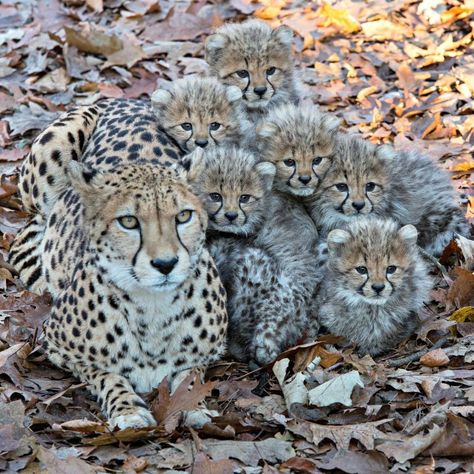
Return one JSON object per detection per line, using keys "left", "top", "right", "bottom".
{"left": 187, "top": 146, "right": 324, "bottom": 366}
{"left": 37, "top": 163, "right": 226, "bottom": 429}
{"left": 257, "top": 103, "right": 340, "bottom": 197}
{"left": 151, "top": 76, "right": 251, "bottom": 152}
{"left": 316, "top": 217, "right": 432, "bottom": 356}
{"left": 310, "top": 134, "right": 470, "bottom": 255}
{"left": 205, "top": 19, "right": 301, "bottom": 120}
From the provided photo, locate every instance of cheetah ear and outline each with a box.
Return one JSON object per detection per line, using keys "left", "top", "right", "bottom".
{"left": 398, "top": 224, "right": 418, "bottom": 246}
{"left": 67, "top": 161, "right": 106, "bottom": 196}
{"left": 151, "top": 89, "right": 172, "bottom": 115}
{"left": 376, "top": 144, "right": 396, "bottom": 162}
{"left": 255, "top": 161, "right": 276, "bottom": 191}
{"left": 225, "top": 85, "right": 243, "bottom": 104}
{"left": 327, "top": 229, "right": 351, "bottom": 256}
{"left": 205, "top": 33, "right": 228, "bottom": 63}
{"left": 256, "top": 120, "right": 278, "bottom": 139}
{"left": 183, "top": 147, "right": 206, "bottom": 182}
{"left": 322, "top": 114, "right": 341, "bottom": 135}
{"left": 272, "top": 25, "right": 293, "bottom": 46}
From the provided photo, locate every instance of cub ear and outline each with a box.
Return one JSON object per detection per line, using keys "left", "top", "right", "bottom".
{"left": 327, "top": 229, "right": 351, "bottom": 256}
{"left": 272, "top": 25, "right": 293, "bottom": 46}
{"left": 255, "top": 161, "right": 276, "bottom": 191}
{"left": 322, "top": 114, "right": 341, "bottom": 135}
{"left": 205, "top": 33, "right": 228, "bottom": 62}
{"left": 256, "top": 120, "right": 278, "bottom": 139}
{"left": 398, "top": 224, "right": 418, "bottom": 246}
{"left": 225, "top": 85, "right": 243, "bottom": 103}
{"left": 151, "top": 89, "right": 172, "bottom": 115}
{"left": 376, "top": 144, "right": 396, "bottom": 162}
{"left": 181, "top": 147, "right": 206, "bottom": 182}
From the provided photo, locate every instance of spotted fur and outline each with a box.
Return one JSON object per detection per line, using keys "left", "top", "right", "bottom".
{"left": 187, "top": 146, "right": 324, "bottom": 366}
{"left": 315, "top": 217, "right": 432, "bottom": 356}
{"left": 309, "top": 134, "right": 470, "bottom": 255}
{"left": 151, "top": 77, "right": 251, "bottom": 152}
{"left": 205, "top": 19, "right": 301, "bottom": 120}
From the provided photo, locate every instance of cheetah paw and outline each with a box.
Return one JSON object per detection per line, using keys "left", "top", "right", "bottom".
{"left": 253, "top": 342, "right": 280, "bottom": 367}
{"left": 109, "top": 408, "right": 156, "bottom": 430}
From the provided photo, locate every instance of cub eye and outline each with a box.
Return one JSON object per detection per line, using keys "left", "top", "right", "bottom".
{"left": 176, "top": 210, "right": 193, "bottom": 224}
{"left": 266, "top": 67, "right": 276, "bottom": 75}
{"left": 356, "top": 266, "right": 368, "bottom": 275}
{"left": 313, "top": 157, "right": 322, "bottom": 166}
{"left": 236, "top": 70, "right": 249, "bottom": 78}
{"left": 181, "top": 123, "right": 192, "bottom": 131}
{"left": 209, "top": 193, "right": 222, "bottom": 202}
{"left": 366, "top": 182, "right": 376, "bottom": 192}
{"left": 118, "top": 215, "right": 139, "bottom": 229}
{"left": 336, "top": 183, "right": 348, "bottom": 192}
{"left": 387, "top": 265, "right": 397, "bottom": 274}
{"left": 239, "top": 194, "right": 251, "bottom": 204}
{"left": 209, "top": 122, "right": 221, "bottom": 131}
{"left": 283, "top": 159, "right": 295, "bottom": 167}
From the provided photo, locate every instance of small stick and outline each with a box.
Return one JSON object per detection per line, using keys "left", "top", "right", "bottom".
{"left": 417, "top": 247, "right": 448, "bottom": 276}
{"left": 387, "top": 336, "right": 449, "bottom": 368}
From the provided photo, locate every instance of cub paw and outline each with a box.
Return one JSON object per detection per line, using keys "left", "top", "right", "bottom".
{"left": 109, "top": 407, "right": 156, "bottom": 430}
{"left": 252, "top": 335, "right": 280, "bottom": 366}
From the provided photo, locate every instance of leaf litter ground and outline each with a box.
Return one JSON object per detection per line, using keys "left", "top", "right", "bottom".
{"left": 0, "top": 0, "right": 474, "bottom": 472}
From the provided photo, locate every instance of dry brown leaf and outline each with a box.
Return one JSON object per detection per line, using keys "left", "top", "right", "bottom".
{"left": 192, "top": 452, "right": 235, "bottom": 474}
{"left": 64, "top": 25, "right": 122, "bottom": 55}
{"left": 420, "top": 349, "right": 450, "bottom": 367}
{"left": 426, "top": 413, "right": 474, "bottom": 456}
{"left": 317, "top": 4, "right": 361, "bottom": 34}
{"left": 448, "top": 268, "right": 474, "bottom": 307}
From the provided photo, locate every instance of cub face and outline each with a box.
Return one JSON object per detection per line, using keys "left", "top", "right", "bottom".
{"left": 205, "top": 19, "right": 294, "bottom": 109}
{"left": 69, "top": 162, "right": 207, "bottom": 292}
{"left": 151, "top": 77, "right": 246, "bottom": 152}
{"left": 327, "top": 218, "right": 418, "bottom": 305}
{"left": 316, "top": 136, "right": 393, "bottom": 226}
{"left": 257, "top": 104, "right": 340, "bottom": 197}
{"left": 186, "top": 146, "right": 275, "bottom": 236}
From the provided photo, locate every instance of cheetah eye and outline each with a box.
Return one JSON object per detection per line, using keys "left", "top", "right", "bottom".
{"left": 355, "top": 266, "right": 368, "bottom": 275}
{"left": 118, "top": 215, "right": 139, "bottom": 230}
{"left": 236, "top": 70, "right": 249, "bottom": 78}
{"left": 266, "top": 67, "right": 276, "bottom": 76}
{"left": 181, "top": 123, "right": 192, "bottom": 131}
{"left": 336, "top": 183, "right": 348, "bottom": 192}
{"left": 239, "top": 194, "right": 251, "bottom": 204}
{"left": 209, "top": 122, "right": 221, "bottom": 131}
{"left": 176, "top": 210, "right": 193, "bottom": 224}
{"left": 366, "top": 182, "right": 376, "bottom": 192}
{"left": 209, "top": 193, "right": 222, "bottom": 202}
{"left": 387, "top": 265, "right": 397, "bottom": 274}
{"left": 283, "top": 159, "right": 295, "bottom": 167}
{"left": 313, "top": 157, "right": 322, "bottom": 166}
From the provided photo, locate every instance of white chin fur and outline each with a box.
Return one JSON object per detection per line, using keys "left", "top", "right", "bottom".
{"left": 289, "top": 187, "right": 316, "bottom": 197}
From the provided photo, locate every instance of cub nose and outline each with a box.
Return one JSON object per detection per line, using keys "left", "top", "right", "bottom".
{"left": 150, "top": 257, "right": 178, "bottom": 275}
{"left": 195, "top": 139, "right": 208, "bottom": 148}
{"left": 371, "top": 283, "right": 385, "bottom": 294}
{"left": 225, "top": 211, "right": 238, "bottom": 222}
{"left": 352, "top": 201, "right": 365, "bottom": 211}
{"left": 254, "top": 86, "right": 267, "bottom": 97}
{"left": 298, "top": 175, "right": 311, "bottom": 185}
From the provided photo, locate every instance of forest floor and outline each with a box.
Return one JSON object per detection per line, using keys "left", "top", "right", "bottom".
{"left": 0, "top": 0, "right": 473, "bottom": 472}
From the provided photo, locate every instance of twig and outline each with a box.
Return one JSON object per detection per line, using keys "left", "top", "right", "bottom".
{"left": 387, "top": 336, "right": 449, "bottom": 368}
{"left": 418, "top": 246, "right": 448, "bottom": 276}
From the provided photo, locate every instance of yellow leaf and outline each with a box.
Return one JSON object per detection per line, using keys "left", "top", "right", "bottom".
{"left": 449, "top": 306, "right": 474, "bottom": 335}
{"left": 255, "top": 6, "right": 281, "bottom": 20}
{"left": 317, "top": 3, "right": 360, "bottom": 34}
{"left": 451, "top": 161, "right": 474, "bottom": 172}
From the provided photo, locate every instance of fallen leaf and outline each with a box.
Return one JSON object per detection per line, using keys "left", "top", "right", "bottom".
{"left": 192, "top": 452, "right": 235, "bottom": 474}
{"left": 426, "top": 413, "right": 474, "bottom": 456}
{"left": 65, "top": 25, "right": 122, "bottom": 55}
{"left": 309, "top": 370, "right": 364, "bottom": 407}
{"left": 420, "top": 349, "right": 450, "bottom": 367}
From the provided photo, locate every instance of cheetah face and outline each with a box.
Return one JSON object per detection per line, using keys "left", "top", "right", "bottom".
{"left": 327, "top": 221, "right": 418, "bottom": 305}
{"left": 205, "top": 22, "right": 294, "bottom": 109}
{"left": 273, "top": 153, "right": 333, "bottom": 197}
{"left": 152, "top": 77, "right": 246, "bottom": 153}
{"left": 186, "top": 147, "right": 275, "bottom": 236}
{"left": 69, "top": 162, "right": 207, "bottom": 292}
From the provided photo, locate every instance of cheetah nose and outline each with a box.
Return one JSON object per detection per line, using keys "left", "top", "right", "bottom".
{"left": 254, "top": 86, "right": 267, "bottom": 97}
{"left": 225, "top": 211, "right": 238, "bottom": 222}
{"left": 371, "top": 283, "right": 385, "bottom": 294}
{"left": 298, "top": 175, "right": 311, "bottom": 185}
{"left": 150, "top": 257, "right": 178, "bottom": 275}
{"left": 352, "top": 201, "right": 365, "bottom": 211}
{"left": 195, "top": 139, "right": 208, "bottom": 148}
